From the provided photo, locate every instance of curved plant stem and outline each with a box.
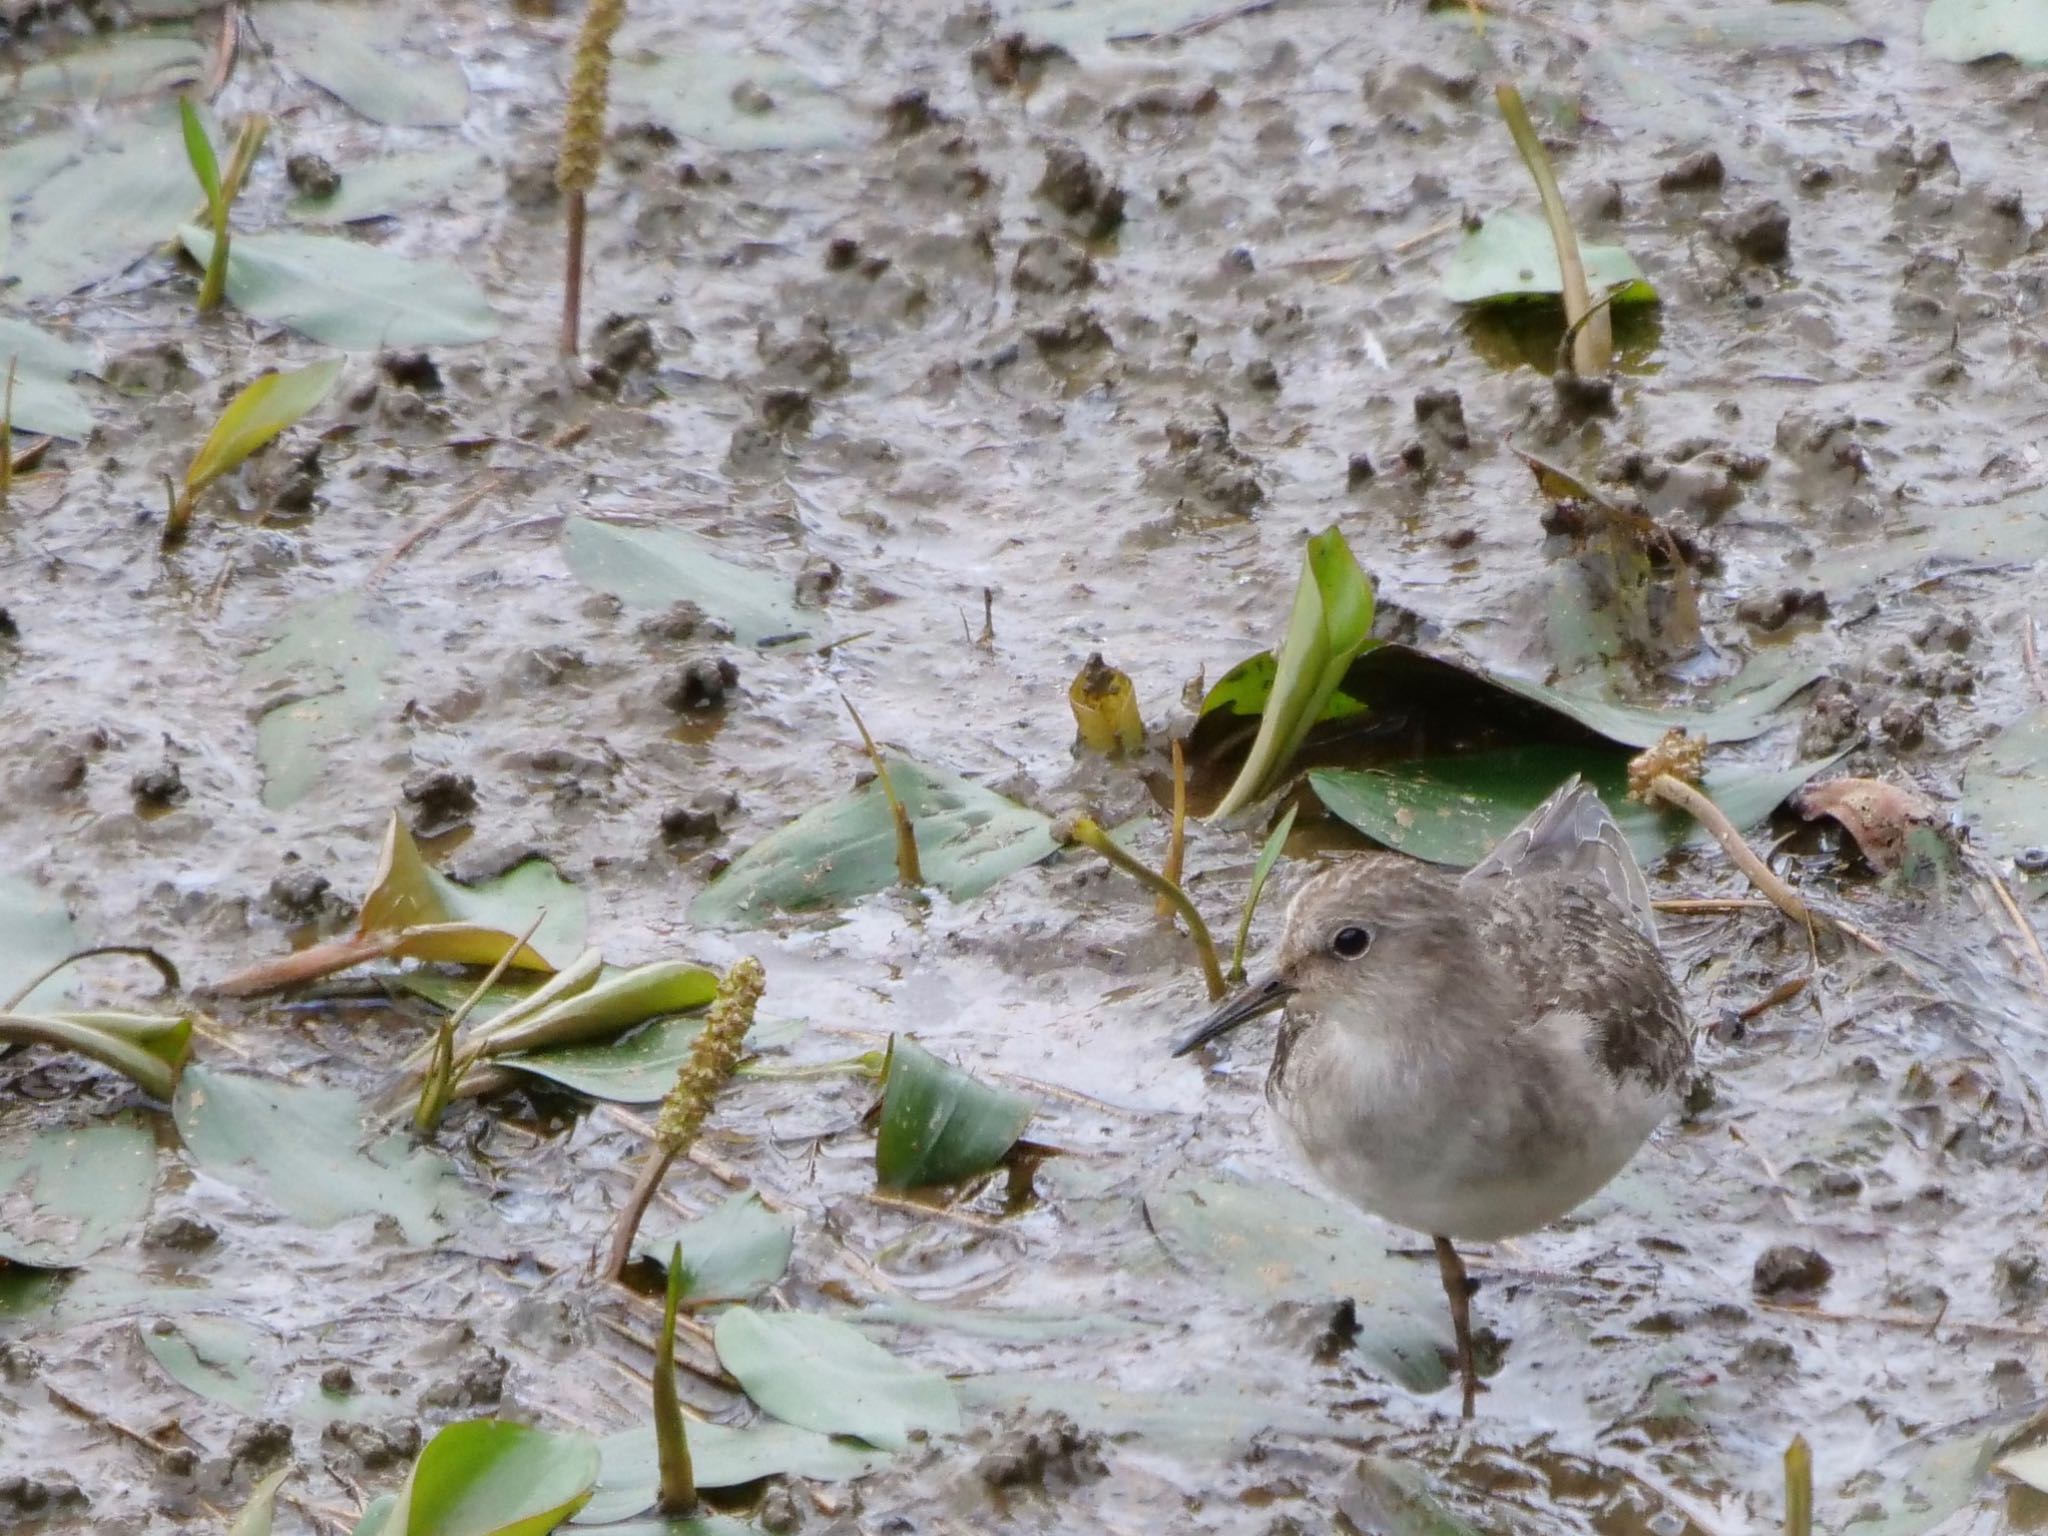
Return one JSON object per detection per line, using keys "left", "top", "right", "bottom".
{"left": 2, "top": 944, "right": 181, "bottom": 1012}
{"left": 842, "top": 695, "right": 921, "bottom": 887}
{"left": 1156, "top": 739, "right": 1188, "bottom": 918}
{"left": 1063, "top": 817, "right": 1225, "bottom": 1000}
{"left": 1495, "top": 81, "right": 1610, "bottom": 375}
{"left": 1647, "top": 774, "right": 1813, "bottom": 929}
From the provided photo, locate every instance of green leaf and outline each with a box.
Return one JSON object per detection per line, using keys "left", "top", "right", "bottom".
{"left": 141, "top": 1314, "right": 268, "bottom": 1414}
{"left": 246, "top": 596, "right": 400, "bottom": 810}
{"left": 230, "top": 1467, "right": 293, "bottom": 1536}
{"left": 497, "top": 1013, "right": 803, "bottom": 1104}
{"left": 6, "top": 110, "right": 198, "bottom": 298}
{"left": 172, "top": 1064, "right": 472, "bottom": 1244}
{"left": 178, "top": 228, "right": 499, "bottom": 349}
{"left": 257, "top": 1, "right": 470, "bottom": 126}
{"left": 177, "top": 96, "right": 222, "bottom": 217}
{"left": 874, "top": 1037, "right": 1034, "bottom": 1191}
{"left": 1143, "top": 1172, "right": 1448, "bottom": 1393}
{"left": 691, "top": 756, "right": 1058, "bottom": 927}
{"left": 1231, "top": 803, "right": 1298, "bottom": 982}
{"left": 0, "top": 317, "right": 98, "bottom": 439}
{"left": 1924, "top": 0, "right": 2048, "bottom": 65}
{"left": 285, "top": 148, "right": 489, "bottom": 225}
{"left": 713, "top": 1308, "right": 961, "bottom": 1451}
{"left": 576, "top": 1421, "right": 887, "bottom": 1524}
{"left": 1209, "top": 527, "right": 1376, "bottom": 820}
{"left": 0, "top": 1011, "right": 193, "bottom": 1101}
{"left": 1958, "top": 709, "right": 2048, "bottom": 860}
{"left": 377, "top": 1420, "right": 599, "bottom": 1536}
{"left": 183, "top": 357, "right": 343, "bottom": 502}
{"left": 634, "top": 1193, "right": 795, "bottom": 1303}
{"left": 1, "top": 31, "right": 204, "bottom": 105}
{"left": 0, "top": 871, "right": 83, "bottom": 1010}
{"left": 1308, "top": 745, "right": 1849, "bottom": 869}
{"left": 0, "top": 1120, "right": 156, "bottom": 1269}
{"left": 357, "top": 813, "right": 587, "bottom": 970}
{"left": 958, "top": 1373, "right": 1344, "bottom": 1458}
{"left": 471, "top": 961, "right": 718, "bottom": 1059}
{"left": 1442, "top": 210, "right": 1658, "bottom": 306}
{"left": 562, "top": 518, "right": 820, "bottom": 648}
{"left": 1342, "top": 1458, "right": 1486, "bottom": 1536}
{"left": 611, "top": 48, "right": 856, "bottom": 150}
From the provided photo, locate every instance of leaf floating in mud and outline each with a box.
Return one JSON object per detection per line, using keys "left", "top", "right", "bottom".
{"left": 1310, "top": 746, "right": 1848, "bottom": 869}
{"left": 874, "top": 1036, "right": 1034, "bottom": 1191}
{"left": 691, "top": 756, "right": 1058, "bottom": 927}
{"left": 2, "top": 30, "right": 205, "bottom": 105}
{"left": 611, "top": 47, "right": 858, "bottom": 150}
{"left": 1208, "top": 526, "right": 1376, "bottom": 821}
{"left": 959, "top": 1373, "right": 1346, "bottom": 1458}
{"left": 714, "top": 1308, "right": 961, "bottom": 1451}
{"left": 1144, "top": 1172, "right": 1448, "bottom": 1392}
{"left": 577, "top": 1421, "right": 888, "bottom": 1524}
{"left": 177, "top": 228, "right": 499, "bottom": 349}
{"left": 0, "top": 318, "right": 98, "bottom": 440}
{"left": 229, "top": 1467, "right": 292, "bottom": 1536}
{"left": 1068, "top": 653, "right": 1145, "bottom": 756}
{"left": 1958, "top": 709, "right": 2048, "bottom": 862}
{"left": 1923, "top": 0, "right": 2048, "bottom": 66}
{"left": 285, "top": 147, "right": 489, "bottom": 225}
{"left": 351, "top": 1420, "right": 599, "bottom": 1536}
{"left": 357, "top": 813, "right": 586, "bottom": 968}
{"left": 1442, "top": 210, "right": 1658, "bottom": 307}
{"left": 563, "top": 517, "right": 822, "bottom": 648}
{"left": 0, "top": 873, "right": 84, "bottom": 1010}
{"left": 246, "top": 596, "right": 399, "bottom": 810}
{"left": 634, "top": 1193, "right": 796, "bottom": 1303}
{"left": 141, "top": 1314, "right": 269, "bottom": 1415}
{"left": 172, "top": 1064, "right": 471, "bottom": 1243}
{"left": 0, "top": 1120, "right": 156, "bottom": 1269}
{"left": 497, "top": 1013, "right": 804, "bottom": 1104}
{"left": 257, "top": 1, "right": 470, "bottom": 126}
{"left": 6, "top": 111, "right": 198, "bottom": 298}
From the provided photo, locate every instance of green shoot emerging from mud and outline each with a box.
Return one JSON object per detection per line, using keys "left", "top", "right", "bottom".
{"left": 606, "top": 956, "right": 765, "bottom": 1278}
{"left": 557, "top": 0, "right": 628, "bottom": 355}
{"left": 1055, "top": 815, "right": 1225, "bottom": 1000}
{"left": 164, "top": 356, "right": 342, "bottom": 547}
{"left": 414, "top": 910, "right": 547, "bottom": 1134}
{"left": 654, "top": 1241, "right": 698, "bottom": 1513}
{"left": 179, "top": 98, "right": 230, "bottom": 311}
{"left": 843, "top": 695, "right": 923, "bottom": 888}
{"left": 1785, "top": 1434, "right": 1813, "bottom": 1536}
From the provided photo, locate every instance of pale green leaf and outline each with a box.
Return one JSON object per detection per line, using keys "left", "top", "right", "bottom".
{"left": 5, "top": 111, "right": 196, "bottom": 298}
{"left": 635, "top": 1193, "right": 796, "bottom": 1303}
{"left": 1958, "top": 708, "right": 2048, "bottom": 860}
{"left": 142, "top": 1314, "right": 268, "bottom": 1414}
{"left": 246, "top": 596, "right": 399, "bottom": 810}
{"left": 285, "top": 148, "right": 488, "bottom": 225}
{"left": 562, "top": 518, "right": 820, "bottom": 648}
{"left": 179, "top": 228, "right": 498, "bottom": 349}
{"left": 2, "top": 31, "right": 204, "bottom": 105}
{"left": 183, "top": 356, "right": 343, "bottom": 499}
{"left": 611, "top": 48, "right": 856, "bottom": 151}
{"left": 1924, "top": 0, "right": 2048, "bottom": 65}
{"left": 178, "top": 96, "right": 221, "bottom": 214}
{"left": 0, "top": 317, "right": 99, "bottom": 440}
{"left": 575, "top": 1421, "right": 886, "bottom": 1524}
{"left": 377, "top": 1421, "right": 598, "bottom": 1536}
{"left": 498, "top": 1012, "right": 804, "bottom": 1103}
{"left": 713, "top": 1308, "right": 960, "bottom": 1451}
{"left": 230, "top": 1467, "right": 293, "bottom": 1536}
{"left": 1442, "top": 210, "right": 1658, "bottom": 306}
{"left": 0, "top": 871, "right": 83, "bottom": 1010}
{"left": 0, "top": 1120, "right": 156, "bottom": 1269}
{"left": 357, "top": 813, "right": 587, "bottom": 970}
{"left": 258, "top": 1, "right": 470, "bottom": 125}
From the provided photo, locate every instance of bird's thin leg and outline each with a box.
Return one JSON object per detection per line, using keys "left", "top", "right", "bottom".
{"left": 1433, "top": 1235, "right": 1478, "bottom": 1419}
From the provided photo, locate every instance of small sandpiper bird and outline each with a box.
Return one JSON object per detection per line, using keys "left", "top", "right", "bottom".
{"left": 1173, "top": 776, "right": 1692, "bottom": 1417}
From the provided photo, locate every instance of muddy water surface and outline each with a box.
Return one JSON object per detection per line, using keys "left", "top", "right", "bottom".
{"left": 5, "top": 0, "right": 2048, "bottom": 1532}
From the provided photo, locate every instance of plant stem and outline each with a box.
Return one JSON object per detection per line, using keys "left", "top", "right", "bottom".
{"left": 842, "top": 695, "right": 922, "bottom": 888}
{"left": 1646, "top": 774, "right": 1815, "bottom": 932}
{"left": 1156, "top": 739, "right": 1187, "bottom": 919}
{"left": 654, "top": 1242, "right": 697, "bottom": 1513}
{"left": 1230, "top": 802, "right": 1297, "bottom": 985}
{"left": 1784, "top": 1434, "right": 1812, "bottom": 1536}
{"left": 1, "top": 356, "right": 15, "bottom": 508}
{"left": 1495, "top": 81, "right": 1610, "bottom": 375}
{"left": 1063, "top": 816, "right": 1225, "bottom": 1000}
{"left": 413, "top": 911, "right": 544, "bottom": 1134}
{"left": 561, "top": 190, "right": 587, "bottom": 355}
{"left": 606, "top": 1144, "right": 677, "bottom": 1280}
{"left": 556, "top": 0, "right": 626, "bottom": 357}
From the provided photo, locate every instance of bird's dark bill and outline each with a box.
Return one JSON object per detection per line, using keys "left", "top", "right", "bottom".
{"left": 1171, "top": 973, "right": 1295, "bottom": 1056}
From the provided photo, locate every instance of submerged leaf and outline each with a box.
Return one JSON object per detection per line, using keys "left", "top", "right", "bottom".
{"left": 181, "top": 357, "right": 343, "bottom": 504}
{"left": 714, "top": 1308, "right": 961, "bottom": 1451}
{"left": 1923, "top": 0, "right": 2048, "bottom": 65}
{"left": 563, "top": 518, "right": 821, "bottom": 648}
{"left": 258, "top": 1, "right": 470, "bottom": 126}
{"left": 691, "top": 757, "right": 1057, "bottom": 926}
{"left": 142, "top": 1314, "right": 268, "bottom": 1414}
{"left": 246, "top": 596, "right": 399, "bottom": 809}
{"left": 1145, "top": 1172, "right": 1448, "bottom": 1392}
{"left": 7, "top": 111, "right": 198, "bottom": 298}
{"left": 0, "top": 1120, "right": 156, "bottom": 1269}
{"left": 576, "top": 1421, "right": 887, "bottom": 1524}
{"left": 1209, "top": 527, "right": 1376, "bottom": 820}
{"left": 0, "top": 872, "right": 84, "bottom": 1010}
{"left": 178, "top": 228, "right": 499, "bottom": 349}
{"left": 361, "top": 1421, "right": 599, "bottom": 1536}
{"left": 0, "top": 317, "right": 98, "bottom": 440}
{"left": 959, "top": 1373, "right": 1345, "bottom": 1458}
{"left": 1959, "top": 709, "right": 2048, "bottom": 862}
{"left": 1309, "top": 746, "right": 1847, "bottom": 869}
{"left": 173, "top": 1064, "right": 471, "bottom": 1243}
{"left": 3, "top": 31, "right": 204, "bottom": 105}
{"left": 874, "top": 1037, "right": 1034, "bottom": 1190}
{"left": 611, "top": 48, "right": 857, "bottom": 150}
{"left": 285, "top": 147, "right": 488, "bottom": 224}
{"left": 1442, "top": 210, "right": 1658, "bottom": 306}
{"left": 635, "top": 1193, "right": 796, "bottom": 1303}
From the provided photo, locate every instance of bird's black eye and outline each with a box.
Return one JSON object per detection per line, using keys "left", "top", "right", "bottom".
{"left": 1331, "top": 925, "right": 1372, "bottom": 959}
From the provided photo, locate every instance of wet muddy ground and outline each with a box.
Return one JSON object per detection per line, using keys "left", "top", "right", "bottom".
{"left": 6, "top": 0, "right": 2048, "bottom": 1531}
